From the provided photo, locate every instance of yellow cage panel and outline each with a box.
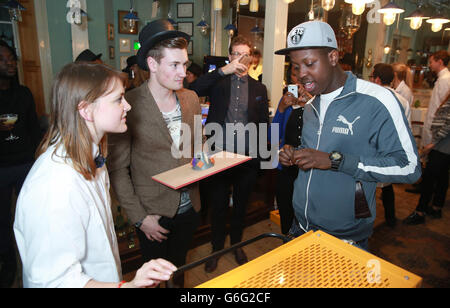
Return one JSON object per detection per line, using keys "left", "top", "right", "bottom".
{"left": 196, "top": 231, "right": 422, "bottom": 288}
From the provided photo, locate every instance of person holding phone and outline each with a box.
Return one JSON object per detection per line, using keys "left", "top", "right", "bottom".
{"left": 189, "top": 35, "right": 269, "bottom": 273}
{"left": 13, "top": 63, "right": 177, "bottom": 288}
{"left": 270, "top": 64, "right": 311, "bottom": 235}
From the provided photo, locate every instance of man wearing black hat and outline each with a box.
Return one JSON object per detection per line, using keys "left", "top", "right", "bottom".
{"left": 75, "top": 49, "right": 103, "bottom": 63}
{"left": 107, "top": 19, "right": 202, "bottom": 287}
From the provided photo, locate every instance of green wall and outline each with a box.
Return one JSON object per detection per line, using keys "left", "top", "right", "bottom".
{"left": 46, "top": 0, "right": 73, "bottom": 77}
{"left": 46, "top": 0, "right": 214, "bottom": 76}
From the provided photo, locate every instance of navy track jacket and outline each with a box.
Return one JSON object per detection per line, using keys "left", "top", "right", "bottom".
{"left": 293, "top": 72, "right": 421, "bottom": 241}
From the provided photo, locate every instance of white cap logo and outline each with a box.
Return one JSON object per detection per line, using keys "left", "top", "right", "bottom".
{"left": 290, "top": 27, "right": 304, "bottom": 46}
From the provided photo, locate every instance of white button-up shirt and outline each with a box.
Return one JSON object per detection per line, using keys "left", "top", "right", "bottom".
{"left": 14, "top": 144, "right": 122, "bottom": 288}
{"left": 395, "top": 80, "right": 414, "bottom": 108}
{"left": 422, "top": 68, "right": 450, "bottom": 146}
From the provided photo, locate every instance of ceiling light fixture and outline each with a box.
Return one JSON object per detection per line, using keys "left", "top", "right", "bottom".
{"left": 123, "top": 0, "right": 139, "bottom": 32}
{"left": 377, "top": 1, "right": 405, "bottom": 26}
{"left": 404, "top": 8, "right": 429, "bottom": 30}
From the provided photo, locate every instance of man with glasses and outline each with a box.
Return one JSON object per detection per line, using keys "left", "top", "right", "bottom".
{"left": 189, "top": 35, "right": 269, "bottom": 273}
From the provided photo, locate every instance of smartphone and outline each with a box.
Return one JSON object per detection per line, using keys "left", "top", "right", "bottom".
{"left": 287, "top": 84, "right": 298, "bottom": 98}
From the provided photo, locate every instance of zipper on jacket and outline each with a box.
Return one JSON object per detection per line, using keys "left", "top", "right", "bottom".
{"left": 300, "top": 103, "right": 323, "bottom": 233}
{"left": 300, "top": 90, "right": 356, "bottom": 232}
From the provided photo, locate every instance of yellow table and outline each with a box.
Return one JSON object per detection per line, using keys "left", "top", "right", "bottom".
{"left": 197, "top": 230, "right": 422, "bottom": 288}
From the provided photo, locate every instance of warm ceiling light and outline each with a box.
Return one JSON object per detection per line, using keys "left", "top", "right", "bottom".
{"left": 224, "top": 23, "right": 237, "bottom": 37}
{"left": 377, "top": 1, "right": 404, "bottom": 25}
{"left": 249, "top": 0, "right": 258, "bottom": 12}
{"left": 404, "top": 9, "right": 429, "bottom": 30}
{"left": 384, "top": 45, "right": 391, "bottom": 54}
{"left": 321, "top": 0, "right": 335, "bottom": 11}
{"left": 426, "top": 13, "right": 450, "bottom": 32}
{"left": 213, "top": 0, "right": 222, "bottom": 11}
{"left": 344, "top": 0, "right": 374, "bottom": 16}
{"left": 240, "top": 0, "right": 249, "bottom": 5}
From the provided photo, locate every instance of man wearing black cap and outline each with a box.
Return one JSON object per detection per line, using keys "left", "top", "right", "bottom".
{"left": 276, "top": 21, "right": 420, "bottom": 250}
{"left": 107, "top": 19, "right": 202, "bottom": 287}
{"left": 75, "top": 49, "right": 103, "bottom": 63}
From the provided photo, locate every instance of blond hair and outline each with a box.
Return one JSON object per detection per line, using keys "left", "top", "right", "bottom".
{"left": 37, "top": 63, "right": 123, "bottom": 180}
{"left": 393, "top": 63, "right": 413, "bottom": 89}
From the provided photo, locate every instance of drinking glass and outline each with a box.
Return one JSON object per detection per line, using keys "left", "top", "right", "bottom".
{"left": 0, "top": 113, "right": 19, "bottom": 141}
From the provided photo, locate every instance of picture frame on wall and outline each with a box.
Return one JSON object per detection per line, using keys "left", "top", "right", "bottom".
{"left": 118, "top": 10, "right": 139, "bottom": 34}
{"left": 109, "top": 46, "right": 115, "bottom": 59}
{"left": 119, "top": 38, "right": 131, "bottom": 53}
{"left": 107, "top": 24, "right": 114, "bottom": 41}
{"left": 177, "top": 3, "right": 194, "bottom": 18}
{"left": 177, "top": 22, "right": 193, "bottom": 36}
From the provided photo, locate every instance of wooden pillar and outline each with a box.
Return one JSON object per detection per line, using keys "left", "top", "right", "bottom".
{"left": 16, "top": 0, "right": 46, "bottom": 116}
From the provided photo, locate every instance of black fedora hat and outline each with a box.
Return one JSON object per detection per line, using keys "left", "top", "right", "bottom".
{"left": 75, "top": 49, "right": 102, "bottom": 62}
{"left": 137, "top": 19, "right": 190, "bottom": 70}
{"left": 122, "top": 55, "right": 137, "bottom": 73}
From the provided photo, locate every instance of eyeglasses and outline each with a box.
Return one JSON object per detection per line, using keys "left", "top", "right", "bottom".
{"left": 230, "top": 52, "right": 250, "bottom": 58}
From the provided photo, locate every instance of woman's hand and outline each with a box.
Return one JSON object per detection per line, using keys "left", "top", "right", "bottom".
{"left": 125, "top": 259, "right": 177, "bottom": 288}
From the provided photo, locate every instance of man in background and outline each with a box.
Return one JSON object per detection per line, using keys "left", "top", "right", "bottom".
{"left": 189, "top": 35, "right": 269, "bottom": 272}
{"left": 422, "top": 50, "right": 450, "bottom": 148}
{"left": 370, "top": 62, "right": 412, "bottom": 227}
{"left": 75, "top": 48, "right": 103, "bottom": 63}
{"left": 0, "top": 40, "right": 41, "bottom": 287}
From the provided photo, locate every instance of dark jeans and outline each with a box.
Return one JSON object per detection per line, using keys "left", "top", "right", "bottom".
{"left": 0, "top": 161, "right": 33, "bottom": 287}
{"left": 208, "top": 161, "right": 258, "bottom": 251}
{"left": 416, "top": 150, "right": 450, "bottom": 212}
{"left": 275, "top": 166, "right": 298, "bottom": 235}
{"left": 0, "top": 162, "right": 33, "bottom": 253}
{"left": 136, "top": 207, "right": 199, "bottom": 286}
{"left": 136, "top": 207, "right": 199, "bottom": 265}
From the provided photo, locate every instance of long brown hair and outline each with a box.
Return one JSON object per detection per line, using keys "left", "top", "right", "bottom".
{"left": 37, "top": 63, "right": 123, "bottom": 180}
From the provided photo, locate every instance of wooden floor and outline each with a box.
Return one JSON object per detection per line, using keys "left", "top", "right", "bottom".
{"left": 123, "top": 183, "right": 449, "bottom": 288}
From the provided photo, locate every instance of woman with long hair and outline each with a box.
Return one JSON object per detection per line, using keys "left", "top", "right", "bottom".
{"left": 13, "top": 63, "right": 176, "bottom": 288}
